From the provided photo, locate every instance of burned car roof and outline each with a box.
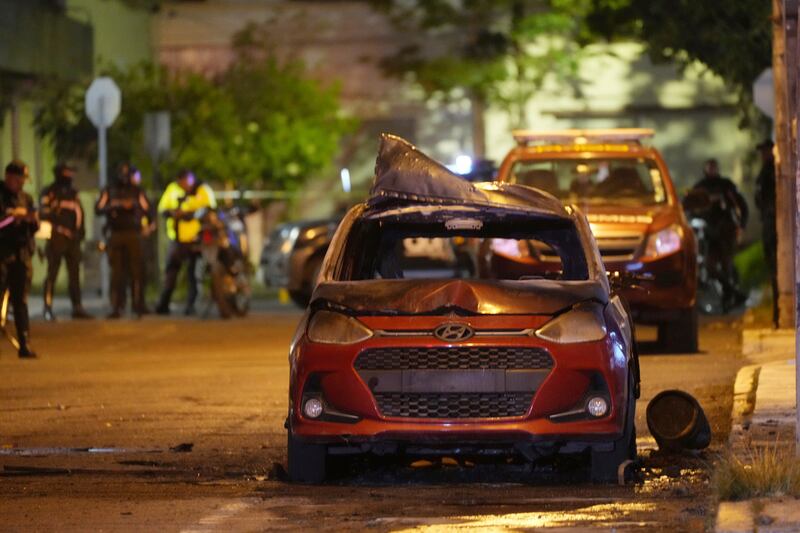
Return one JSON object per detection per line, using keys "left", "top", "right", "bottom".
{"left": 311, "top": 134, "right": 610, "bottom": 316}
{"left": 370, "top": 134, "right": 571, "bottom": 219}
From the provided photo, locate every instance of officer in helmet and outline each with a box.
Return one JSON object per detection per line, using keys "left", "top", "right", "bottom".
{"left": 690, "top": 158, "right": 749, "bottom": 311}
{"left": 40, "top": 162, "right": 92, "bottom": 320}
{"left": 1, "top": 160, "right": 39, "bottom": 357}
{"left": 95, "top": 162, "right": 151, "bottom": 318}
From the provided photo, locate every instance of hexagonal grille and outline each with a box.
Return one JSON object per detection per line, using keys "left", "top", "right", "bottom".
{"left": 354, "top": 346, "right": 553, "bottom": 370}
{"left": 374, "top": 392, "right": 533, "bottom": 418}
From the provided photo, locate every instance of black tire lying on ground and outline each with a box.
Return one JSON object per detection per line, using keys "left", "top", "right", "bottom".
{"left": 646, "top": 389, "right": 711, "bottom": 452}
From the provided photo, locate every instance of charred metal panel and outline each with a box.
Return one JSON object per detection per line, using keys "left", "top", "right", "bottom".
{"left": 369, "top": 134, "right": 571, "bottom": 218}
{"left": 313, "top": 278, "right": 606, "bottom": 315}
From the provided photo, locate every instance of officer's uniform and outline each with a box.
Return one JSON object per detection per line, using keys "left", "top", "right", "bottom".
{"left": 691, "top": 173, "right": 749, "bottom": 310}
{"left": 96, "top": 176, "right": 151, "bottom": 317}
{"left": 40, "top": 169, "right": 90, "bottom": 320}
{"left": 155, "top": 179, "right": 216, "bottom": 315}
{"left": 0, "top": 162, "right": 38, "bottom": 357}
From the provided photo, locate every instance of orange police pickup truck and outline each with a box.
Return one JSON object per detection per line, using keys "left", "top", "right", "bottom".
{"left": 495, "top": 129, "right": 698, "bottom": 352}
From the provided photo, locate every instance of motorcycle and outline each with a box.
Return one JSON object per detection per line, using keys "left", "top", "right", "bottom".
{"left": 198, "top": 207, "right": 252, "bottom": 318}
{"left": 682, "top": 189, "right": 725, "bottom": 315}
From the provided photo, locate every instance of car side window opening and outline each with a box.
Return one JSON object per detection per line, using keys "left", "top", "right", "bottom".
{"left": 511, "top": 158, "right": 667, "bottom": 205}
{"left": 337, "top": 217, "right": 590, "bottom": 282}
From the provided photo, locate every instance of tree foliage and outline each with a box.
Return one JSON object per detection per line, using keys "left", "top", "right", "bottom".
{"left": 369, "top": 0, "right": 771, "bottom": 125}
{"left": 369, "top": 0, "right": 582, "bottom": 127}
{"left": 576, "top": 0, "right": 772, "bottom": 97}
{"left": 33, "top": 47, "right": 352, "bottom": 190}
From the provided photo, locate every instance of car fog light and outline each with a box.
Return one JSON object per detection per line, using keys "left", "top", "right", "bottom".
{"left": 587, "top": 397, "right": 609, "bottom": 418}
{"left": 303, "top": 398, "right": 324, "bottom": 419}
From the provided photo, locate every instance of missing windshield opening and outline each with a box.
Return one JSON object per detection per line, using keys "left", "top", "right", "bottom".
{"left": 337, "top": 215, "right": 589, "bottom": 282}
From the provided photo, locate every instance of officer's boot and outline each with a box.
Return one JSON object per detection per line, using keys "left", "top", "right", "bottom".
{"left": 155, "top": 290, "right": 172, "bottom": 315}
{"left": 72, "top": 306, "right": 93, "bottom": 319}
{"left": 17, "top": 332, "right": 37, "bottom": 359}
{"left": 107, "top": 286, "right": 122, "bottom": 319}
{"left": 107, "top": 302, "right": 121, "bottom": 319}
{"left": 132, "top": 280, "right": 146, "bottom": 318}
{"left": 43, "top": 278, "right": 56, "bottom": 322}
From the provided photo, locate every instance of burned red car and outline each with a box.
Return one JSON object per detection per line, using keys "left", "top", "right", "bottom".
{"left": 287, "top": 134, "right": 639, "bottom": 483}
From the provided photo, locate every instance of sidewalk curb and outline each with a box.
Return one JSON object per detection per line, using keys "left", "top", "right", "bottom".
{"left": 729, "top": 364, "right": 761, "bottom": 453}
{"left": 716, "top": 501, "right": 755, "bottom": 533}
{"left": 714, "top": 330, "right": 798, "bottom": 533}
{"left": 717, "top": 498, "right": 800, "bottom": 533}
{"left": 716, "top": 364, "right": 761, "bottom": 533}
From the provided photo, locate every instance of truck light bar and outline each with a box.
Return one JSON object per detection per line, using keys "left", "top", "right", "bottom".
{"left": 512, "top": 128, "right": 655, "bottom": 146}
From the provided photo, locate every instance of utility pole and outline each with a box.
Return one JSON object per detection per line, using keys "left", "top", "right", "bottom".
{"left": 792, "top": 0, "right": 800, "bottom": 457}
{"left": 775, "top": 0, "right": 798, "bottom": 329}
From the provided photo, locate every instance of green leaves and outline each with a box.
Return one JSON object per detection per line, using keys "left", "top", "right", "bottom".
{"left": 369, "top": 0, "right": 582, "bottom": 127}
{"left": 578, "top": 0, "right": 771, "bottom": 94}
{"left": 33, "top": 48, "right": 352, "bottom": 190}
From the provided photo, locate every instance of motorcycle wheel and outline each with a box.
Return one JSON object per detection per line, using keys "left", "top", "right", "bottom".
{"left": 211, "top": 260, "right": 251, "bottom": 318}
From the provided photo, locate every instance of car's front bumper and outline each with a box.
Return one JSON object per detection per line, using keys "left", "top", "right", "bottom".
{"left": 607, "top": 249, "right": 697, "bottom": 321}
{"left": 288, "top": 315, "right": 631, "bottom": 451}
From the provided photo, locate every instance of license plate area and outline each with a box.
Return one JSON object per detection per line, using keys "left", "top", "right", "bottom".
{"left": 359, "top": 369, "right": 548, "bottom": 393}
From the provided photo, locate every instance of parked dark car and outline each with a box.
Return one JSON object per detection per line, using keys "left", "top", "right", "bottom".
{"left": 286, "top": 134, "right": 640, "bottom": 484}
{"left": 261, "top": 219, "right": 339, "bottom": 307}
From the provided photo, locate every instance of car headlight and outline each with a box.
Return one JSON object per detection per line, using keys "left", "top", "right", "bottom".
{"left": 642, "top": 225, "right": 682, "bottom": 259}
{"left": 306, "top": 310, "right": 373, "bottom": 344}
{"left": 535, "top": 303, "right": 607, "bottom": 344}
{"left": 296, "top": 226, "right": 326, "bottom": 246}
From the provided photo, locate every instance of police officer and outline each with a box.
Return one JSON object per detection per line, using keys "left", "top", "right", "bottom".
{"left": 754, "top": 140, "right": 777, "bottom": 326}
{"left": 40, "top": 163, "right": 92, "bottom": 321}
{"left": 95, "top": 163, "right": 152, "bottom": 318}
{"left": 155, "top": 169, "right": 216, "bottom": 316}
{"left": 691, "top": 158, "right": 749, "bottom": 311}
{"left": 0, "top": 161, "right": 38, "bottom": 358}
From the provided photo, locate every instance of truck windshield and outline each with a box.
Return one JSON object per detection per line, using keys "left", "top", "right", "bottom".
{"left": 509, "top": 157, "right": 667, "bottom": 206}
{"left": 336, "top": 216, "right": 590, "bottom": 282}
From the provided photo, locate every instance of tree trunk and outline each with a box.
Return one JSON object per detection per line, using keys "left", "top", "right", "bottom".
{"left": 773, "top": 0, "right": 797, "bottom": 328}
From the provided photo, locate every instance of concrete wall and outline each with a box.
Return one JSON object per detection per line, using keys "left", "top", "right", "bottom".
{"left": 68, "top": 0, "right": 153, "bottom": 69}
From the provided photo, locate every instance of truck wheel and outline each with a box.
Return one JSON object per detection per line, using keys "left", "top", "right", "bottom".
{"left": 288, "top": 290, "right": 311, "bottom": 308}
{"left": 287, "top": 432, "right": 327, "bottom": 483}
{"left": 658, "top": 307, "right": 699, "bottom": 353}
{"left": 591, "top": 373, "right": 637, "bottom": 483}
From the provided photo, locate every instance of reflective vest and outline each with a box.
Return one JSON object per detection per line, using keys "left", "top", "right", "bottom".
{"left": 157, "top": 182, "right": 216, "bottom": 243}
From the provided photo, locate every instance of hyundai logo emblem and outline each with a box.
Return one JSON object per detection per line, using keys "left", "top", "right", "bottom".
{"left": 434, "top": 323, "right": 474, "bottom": 342}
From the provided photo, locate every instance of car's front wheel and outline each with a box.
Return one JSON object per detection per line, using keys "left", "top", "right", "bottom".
{"left": 590, "top": 373, "right": 637, "bottom": 483}
{"left": 287, "top": 432, "right": 327, "bottom": 483}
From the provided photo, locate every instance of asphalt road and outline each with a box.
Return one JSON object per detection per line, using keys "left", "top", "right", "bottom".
{"left": 0, "top": 307, "right": 743, "bottom": 532}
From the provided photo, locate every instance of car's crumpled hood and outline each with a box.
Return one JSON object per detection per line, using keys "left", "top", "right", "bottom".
{"left": 312, "top": 279, "right": 607, "bottom": 316}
